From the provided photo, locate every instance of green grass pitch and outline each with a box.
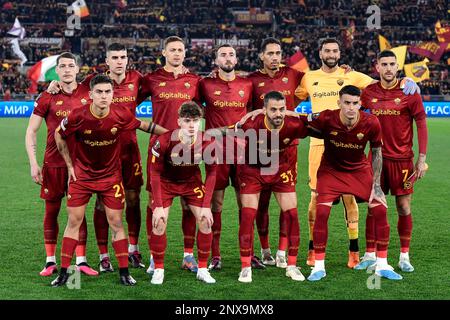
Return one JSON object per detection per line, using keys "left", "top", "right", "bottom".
{"left": 0, "top": 118, "right": 449, "bottom": 300}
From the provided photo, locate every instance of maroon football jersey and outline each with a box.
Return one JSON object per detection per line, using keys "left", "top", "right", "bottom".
{"left": 33, "top": 85, "right": 90, "bottom": 168}
{"left": 306, "top": 109, "right": 382, "bottom": 172}
{"left": 140, "top": 68, "right": 201, "bottom": 130}
{"left": 82, "top": 70, "right": 143, "bottom": 146}
{"left": 247, "top": 66, "right": 304, "bottom": 111}
{"left": 199, "top": 75, "right": 253, "bottom": 130}
{"left": 58, "top": 104, "right": 141, "bottom": 181}
{"left": 150, "top": 130, "right": 217, "bottom": 207}
{"left": 240, "top": 114, "right": 308, "bottom": 167}
{"left": 361, "top": 81, "right": 427, "bottom": 160}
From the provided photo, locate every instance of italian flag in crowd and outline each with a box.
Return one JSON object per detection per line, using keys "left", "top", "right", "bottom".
{"left": 27, "top": 55, "right": 60, "bottom": 83}
{"left": 27, "top": 55, "right": 59, "bottom": 93}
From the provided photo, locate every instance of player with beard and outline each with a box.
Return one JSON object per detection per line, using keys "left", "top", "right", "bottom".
{"left": 358, "top": 50, "right": 428, "bottom": 273}
{"left": 246, "top": 38, "right": 305, "bottom": 269}
{"left": 295, "top": 38, "right": 421, "bottom": 268}
{"left": 198, "top": 44, "right": 253, "bottom": 270}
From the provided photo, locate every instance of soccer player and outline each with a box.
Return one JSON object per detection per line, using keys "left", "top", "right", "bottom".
{"left": 357, "top": 50, "right": 428, "bottom": 272}
{"left": 246, "top": 37, "right": 305, "bottom": 269}
{"left": 149, "top": 101, "right": 217, "bottom": 285}
{"left": 235, "top": 91, "right": 310, "bottom": 283}
{"left": 51, "top": 74, "right": 166, "bottom": 287}
{"left": 47, "top": 43, "right": 146, "bottom": 271}
{"left": 25, "top": 52, "right": 97, "bottom": 277}
{"left": 295, "top": 38, "right": 420, "bottom": 268}
{"left": 198, "top": 44, "right": 253, "bottom": 270}
{"left": 140, "top": 36, "right": 202, "bottom": 274}
{"left": 304, "top": 85, "right": 402, "bottom": 282}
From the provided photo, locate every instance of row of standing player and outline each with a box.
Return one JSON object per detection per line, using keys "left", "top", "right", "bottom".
{"left": 25, "top": 36, "right": 426, "bottom": 286}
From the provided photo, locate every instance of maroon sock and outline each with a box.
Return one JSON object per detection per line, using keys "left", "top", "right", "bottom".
{"left": 197, "top": 230, "right": 213, "bottom": 268}
{"left": 369, "top": 205, "right": 390, "bottom": 253}
{"left": 239, "top": 207, "right": 257, "bottom": 265}
{"left": 365, "top": 210, "right": 376, "bottom": 252}
{"left": 285, "top": 208, "right": 300, "bottom": 264}
{"left": 151, "top": 232, "right": 167, "bottom": 269}
{"left": 60, "top": 237, "right": 78, "bottom": 268}
{"left": 112, "top": 239, "right": 129, "bottom": 268}
{"left": 94, "top": 207, "right": 109, "bottom": 254}
{"left": 256, "top": 190, "right": 271, "bottom": 250}
{"left": 182, "top": 208, "right": 196, "bottom": 253}
{"left": 211, "top": 211, "right": 222, "bottom": 257}
{"left": 279, "top": 210, "right": 289, "bottom": 251}
{"left": 44, "top": 200, "right": 61, "bottom": 247}
{"left": 313, "top": 204, "right": 331, "bottom": 258}
{"left": 126, "top": 203, "right": 141, "bottom": 246}
{"left": 398, "top": 214, "right": 412, "bottom": 253}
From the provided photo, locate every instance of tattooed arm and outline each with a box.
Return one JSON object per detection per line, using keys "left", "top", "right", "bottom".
{"left": 25, "top": 114, "right": 44, "bottom": 185}
{"left": 369, "top": 146, "right": 387, "bottom": 207}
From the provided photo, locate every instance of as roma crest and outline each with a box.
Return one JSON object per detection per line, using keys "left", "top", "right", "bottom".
{"left": 81, "top": 98, "right": 87, "bottom": 105}
{"left": 184, "top": 82, "right": 191, "bottom": 89}
{"left": 282, "top": 77, "right": 288, "bottom": 84}
{"left": 356, "top": 132, "right": 364, "bottom": 140}
{"left": 128, "top": 84, "right": 134, "bottom": 91}
{"left": 394, "top": 98, "right": 401, "bottom": 105}
{"left": 111, "top": 127, "right": 118, "bottom": 135}
{"left": 239, "top": 90, "right": 245, "bottom": 97}
{"left": 337, "top": 79, "right": 344, "bottom": 86}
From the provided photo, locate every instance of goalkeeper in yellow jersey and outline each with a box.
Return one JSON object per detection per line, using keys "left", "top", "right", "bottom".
{"left": 295, "top": 38, "right": 420, "bottom": 268}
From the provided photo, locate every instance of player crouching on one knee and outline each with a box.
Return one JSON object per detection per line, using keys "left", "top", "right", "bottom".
{"left": 149, "top": 101, "right": 218, "bottom": 285}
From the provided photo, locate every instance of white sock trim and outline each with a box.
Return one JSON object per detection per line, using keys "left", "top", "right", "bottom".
{"left": 100, "top": 253, "right": 110, "bottom": 260}
{"left": 276, "top": 250, "right": 286, "bottom": 257}
{"left": 76, "top": 256, "right": 87, "bottom": 265}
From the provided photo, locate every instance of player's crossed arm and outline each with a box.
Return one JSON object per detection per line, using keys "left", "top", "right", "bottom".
{"left": 137, "top": 120, "right": 168, "bottom": 135}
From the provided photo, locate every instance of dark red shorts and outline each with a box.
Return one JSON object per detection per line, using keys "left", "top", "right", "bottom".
{"left": 40, "top": 166, "right": 68, "bottom": 201}
{"left": 316, "top": 165, "right": 372, "bottom": 203}
{"left": 381, "top": 158, "right": 415, "bottom": 196}
{"left": 120, "top": 140, "right": 143, "bottom": 191}
{"left": 151, "top": 175, "right": 205, "bottom": 209}
{"left": 237, "top": 160, "right": 297, "bottom": 194}
{"left": 286, "top": 143, "right": 298, "bottom": 169}
{"left": 67, "top": 177, "right": 125, "bottom": 210}
{"left": 214, "top": 163, "right": 239, "bottom": 191}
